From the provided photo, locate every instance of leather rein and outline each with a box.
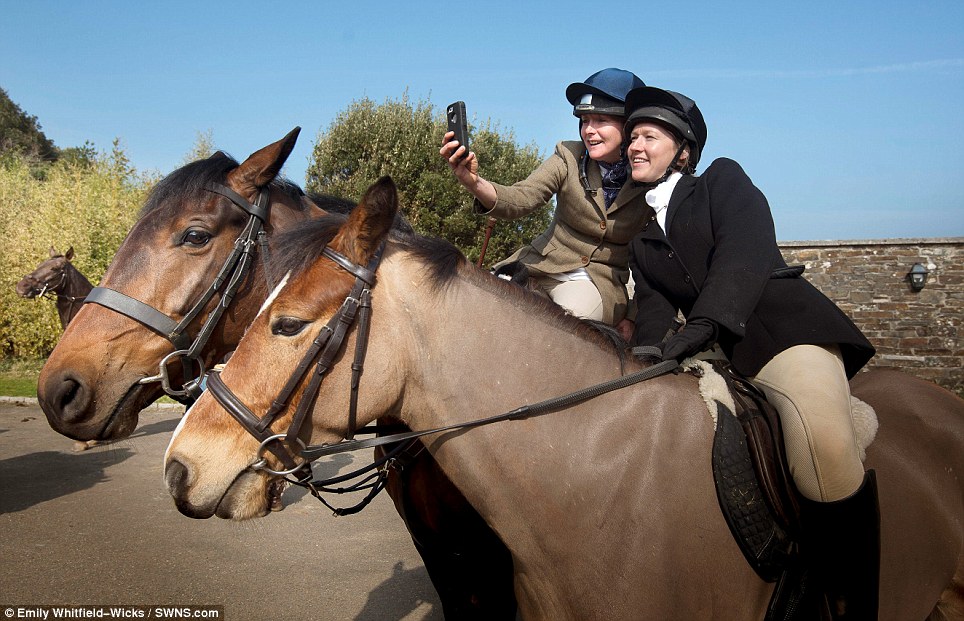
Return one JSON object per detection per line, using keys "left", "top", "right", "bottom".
{"left": 203, "top": 241, "right": 679, "bottom": 515}
{"left": 84, "top": 183, "right": 273, "bottom": 402}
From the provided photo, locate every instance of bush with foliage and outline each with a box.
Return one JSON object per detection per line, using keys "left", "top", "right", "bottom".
{"left": 0, "top": 144, "right": 152, "bottom": 357}
{"left": 306, "top": 93, "right": 553, "bottom": 266}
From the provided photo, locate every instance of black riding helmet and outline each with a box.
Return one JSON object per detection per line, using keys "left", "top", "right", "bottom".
{"left": 566, "top": 68, "right": 646, "bottom": 118}
{"left": 624, "top": 86, "right": 707, "bottom": 168}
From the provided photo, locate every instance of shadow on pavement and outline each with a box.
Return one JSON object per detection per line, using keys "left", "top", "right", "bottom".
{"left": 129, "top": 415, "right": 181, "bottom": 439}
{"left": 354, "top": 560, "right": 443, "bottom": 621}
{"left": 0, "top": 447, "right": 134, "bottom": 513}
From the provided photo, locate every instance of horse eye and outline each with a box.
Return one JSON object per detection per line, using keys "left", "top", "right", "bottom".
{"left": 181, "top": 229, "right": 212, "bottom": 247}
{"left": 272, "top": 317, "right": 308, "bottom": 337}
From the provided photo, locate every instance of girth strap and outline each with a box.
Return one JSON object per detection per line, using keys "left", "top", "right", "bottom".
{"left": 85, "top": 287, "right": 192, "bottom": 351}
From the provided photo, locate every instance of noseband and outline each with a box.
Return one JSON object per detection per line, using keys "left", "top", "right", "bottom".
{"left": 205, "top": 243, "right": 384, "bottom": 475}
{"left": 84, "top": 183, "right": 272, "bottom": 402}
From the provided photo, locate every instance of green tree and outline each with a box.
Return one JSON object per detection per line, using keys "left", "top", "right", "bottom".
{"left": 305, "top": 94, "right": 552, "bottom": 266}
{"left": 181, "top": 129, "right": 216, "bottom": 165}
{"left": 59, "top": 141, "right": 97, "bottom": 168}
{"left": 0, "top": 87, "right": 58, "bottom": 162}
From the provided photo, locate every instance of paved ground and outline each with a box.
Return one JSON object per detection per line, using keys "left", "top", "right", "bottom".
{"left": 0, "top": 400, "right": 442, "bottom": 621}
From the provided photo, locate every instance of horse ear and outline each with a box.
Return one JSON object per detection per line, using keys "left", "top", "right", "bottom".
{"left": 64, "top": 247, "right": 74, "bottom": 261}
{"left": 333, "top": 176, "right": 398, "bottom": 265}
{"left": 49, "top": 246, "right": 58, "bottom": 258}
{"left": 226, "top": 127, "right": 301, "bottom": 198}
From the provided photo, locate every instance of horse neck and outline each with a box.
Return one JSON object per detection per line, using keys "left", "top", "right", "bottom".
{"left": 382, "top": 258, "right": 627, "bottom": 427}
{"left": 56, "top": 263, "right": 93, "bottom": 327}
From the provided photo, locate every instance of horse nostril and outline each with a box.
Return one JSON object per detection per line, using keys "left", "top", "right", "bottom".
{"left": 165, "top": 459, "right": 191, "bottom": 497}
{"left": 165, "top": 459, "right": 213, "bottom": 519}
{"left": 53, "top": 374, "right": 89, "bottom": 424}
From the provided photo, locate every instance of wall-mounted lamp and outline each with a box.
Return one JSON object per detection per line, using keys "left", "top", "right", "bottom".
{"left": 908, "top": 263, "right": 929, "bottom": 292}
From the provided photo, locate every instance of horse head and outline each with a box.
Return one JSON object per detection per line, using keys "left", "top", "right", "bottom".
{"left": 164, "top": 177, "right": 400, "bottom": 520}
{"left": 17, "top": 246, "right": 75, "bottom": 299}
{"left": 37, "top": 128, "right": 330, "bottom": 442}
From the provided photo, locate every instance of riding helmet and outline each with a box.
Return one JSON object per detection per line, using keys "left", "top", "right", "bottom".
{"left": 624, "top": 86, "right": 707, "bottom": 167}
{"left": 566, "top": 68, "right": 646, "bottom": 118}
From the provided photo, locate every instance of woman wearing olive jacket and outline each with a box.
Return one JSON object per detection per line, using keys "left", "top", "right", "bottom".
{"left": 441, "top": 68, "right": 649, "bottom": 330}
{"left": 624, "top": 85, "right": 878, "bottom": 620}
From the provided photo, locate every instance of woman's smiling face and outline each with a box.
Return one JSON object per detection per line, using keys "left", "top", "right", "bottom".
{"left": 580, "top": 113, "right": 625, "bottom": 164}
{"left": 627, "top": 121, "right": 688, "bottom": 183}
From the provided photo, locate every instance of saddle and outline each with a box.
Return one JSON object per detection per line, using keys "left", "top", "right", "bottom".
{"left": 699, "top": 360, "right": 818, "bottom": 621}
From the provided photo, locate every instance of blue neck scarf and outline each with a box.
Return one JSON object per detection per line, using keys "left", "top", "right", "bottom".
{"left": 598, "top": 158, "right": 628, "bottom": 209}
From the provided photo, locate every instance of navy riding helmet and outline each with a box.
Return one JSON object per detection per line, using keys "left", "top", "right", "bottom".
{"left": 566, "top": 68, "right": 646, "bottom": 118}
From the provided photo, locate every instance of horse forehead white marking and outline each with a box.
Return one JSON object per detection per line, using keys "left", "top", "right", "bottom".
{"left": 257, "top": 271, "right": 291, "bottom": 318}
{"left": 164, "top": 404, "right": 193, "bottom": 463}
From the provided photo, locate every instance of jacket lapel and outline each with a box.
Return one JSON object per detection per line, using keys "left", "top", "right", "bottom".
{"left": 664, "top": 174, "right": 697, "bottom": 233}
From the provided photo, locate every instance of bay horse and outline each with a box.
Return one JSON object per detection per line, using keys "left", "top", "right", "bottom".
{"left": 164, "top": 177, "right": 964, "bottom": 620}
{"left": 36, "top": 132, "right": 517, "bottom": 619}
{"left": 19, "top": 246, "right": 98, "bottom": 451}
{"left": 17, "top": 246, "right": 92, "bottom": 328}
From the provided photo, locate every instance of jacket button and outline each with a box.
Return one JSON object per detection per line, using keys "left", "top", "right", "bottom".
{"left": 599, "top": 221, "right": 607, "bottom": 230}
{"left": 684, "top": 275, "right": 691, "bottom": 283}
{"left": 668, "top": 251, "right": 675, "bottom": 258}
{"left": 580, "top": 255, "right": 589, "bottom": 263}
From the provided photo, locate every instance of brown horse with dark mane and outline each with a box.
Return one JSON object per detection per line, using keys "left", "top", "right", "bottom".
{"left": 164, "top": 177, "right": 964, "bottom": 620}
{"left": 36, "top": 131, "right": 517, "bottom": 619}
{"left": 17, "top": 246, "right": 92, "bottom": 328}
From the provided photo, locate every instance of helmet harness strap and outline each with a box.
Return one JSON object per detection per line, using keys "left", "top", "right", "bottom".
{"left": 660, "top": 141, "right": 688, "bottom": 184}
{"left": 580, "top": 150, "right": 597, "bottom": 197}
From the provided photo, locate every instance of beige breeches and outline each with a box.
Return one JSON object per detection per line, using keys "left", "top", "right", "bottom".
{"left": 532, "top": 276, "right": 604, "bottom": 322}
{"left": 749, "top": 344, "right": 865, "bottom": 502}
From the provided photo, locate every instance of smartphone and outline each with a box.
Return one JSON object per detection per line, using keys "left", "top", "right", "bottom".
{"left": 446, "top": 101, "right": 469, "bottom": 158}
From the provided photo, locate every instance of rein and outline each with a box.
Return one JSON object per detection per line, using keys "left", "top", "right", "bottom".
{"left": 202, "top": 241, "right": 679, "bottom": 515}
{"left": 301, "top": 357, "right": 679, "bottom": 460}
{"left": 84, "top": 183, "right": 273, "bottom": 401}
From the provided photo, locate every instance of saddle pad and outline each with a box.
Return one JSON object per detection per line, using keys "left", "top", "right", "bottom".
{"left": 685, "top": 359, "right": 878, "bottom": 460}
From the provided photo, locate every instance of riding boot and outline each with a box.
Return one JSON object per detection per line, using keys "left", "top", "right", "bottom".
{"left": 801, "top": 470, "right": 880, "bottom": 621}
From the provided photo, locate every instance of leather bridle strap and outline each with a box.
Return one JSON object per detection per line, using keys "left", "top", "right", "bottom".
{"left": 85, "top": 287, "right": 193, "bottom": 351}
{"left": 206, "top": 183, "right": 270, "bottom": 221}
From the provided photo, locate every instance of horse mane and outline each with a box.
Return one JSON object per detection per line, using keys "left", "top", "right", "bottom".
{"left": 139, "top": 151, "right": 311, "bottom": 217}
{"left": 271, "top": 214, "right": 625, "bottom": 356}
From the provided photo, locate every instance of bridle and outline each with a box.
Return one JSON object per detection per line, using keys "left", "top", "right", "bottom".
{"left": 205, "top": 243, "right": 384, "bottom": 475}
{"left": 37, "top": 269, "right": 86, "bottom": 304}
{"left": 84, "top": 183, "right": 273, "bottom": 402}
{"left": 203, "top": 242, "right": 398, "bottom": 515}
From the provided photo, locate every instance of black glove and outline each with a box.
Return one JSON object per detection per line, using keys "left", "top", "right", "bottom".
{"left": 661, "top": 318, "right": 718, "bottom": 363}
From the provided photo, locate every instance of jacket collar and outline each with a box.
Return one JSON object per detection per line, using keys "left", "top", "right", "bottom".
{"left": 634, "top": 173, "right": 698, "bottom": 241}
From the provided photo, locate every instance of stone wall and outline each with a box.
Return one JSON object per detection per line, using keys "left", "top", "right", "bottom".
{"left": 778, "top": 238, "right": 963, "bottom": 397}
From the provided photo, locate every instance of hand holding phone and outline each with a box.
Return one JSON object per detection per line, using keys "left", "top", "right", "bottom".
{"left": 446, "top": 101, "right": 469, "bottom": 159}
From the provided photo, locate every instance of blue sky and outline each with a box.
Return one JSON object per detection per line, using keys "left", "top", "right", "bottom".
{"left": 3, "top": 0, "right": 962, "bottom": 241}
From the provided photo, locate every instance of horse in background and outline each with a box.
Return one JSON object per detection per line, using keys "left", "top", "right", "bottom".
{"left": 164, "top": 177, "right": 964, "bottom": 620}
{"left": 17, "top": 246, "right": 92, "bottom": 328}
{"left": 18, "top": 246, "right": 96, "bottom": 451}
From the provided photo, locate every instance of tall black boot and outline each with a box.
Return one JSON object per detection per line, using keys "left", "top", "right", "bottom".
{"left": 801, "top": 470, "right": 880, "bottom": 620}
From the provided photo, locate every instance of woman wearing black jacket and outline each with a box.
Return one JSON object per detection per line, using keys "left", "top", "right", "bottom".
{"left": 624, "top": 85, "right": 879, "bottom": 620}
